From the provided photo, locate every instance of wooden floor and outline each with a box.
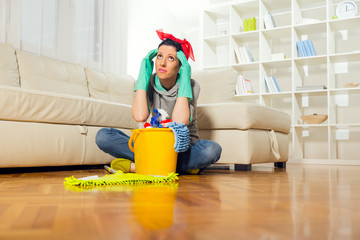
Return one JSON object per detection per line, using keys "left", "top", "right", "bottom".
{"left": 0, "top": 164, "right": 359, "bottom": 240}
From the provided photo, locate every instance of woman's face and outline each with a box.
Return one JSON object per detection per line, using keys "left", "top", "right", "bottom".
{"left": 155, "top": 45, "right": 180, "bottom": 81}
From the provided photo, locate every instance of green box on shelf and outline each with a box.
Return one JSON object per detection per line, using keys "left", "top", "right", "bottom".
{"left": 244, "top": 17, "right": 256, "bottom": 32}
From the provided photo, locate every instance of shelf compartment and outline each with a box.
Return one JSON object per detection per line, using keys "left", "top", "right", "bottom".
{"left": 294, "top": 91, "right": 328, "bottom": 125}
{"left": 293, "top": 0, "right": 327, "bottom": 25}
{"left": 329, "top": 90, "right": 360, "bottom": 125}
{"left": 231, "top": 32, "right": 259, "bottom": 64}
{"left": 329, "top": 52, "right": 360, "bottom": 89}
{"left": 203, "top": 38, "right": 230, "bottom": 68}
{"left": 294, "top": 125, "right": 329, "bottom": 160}
{"left": 294, "top": 56, "right": 327, "bottom": 92}
{"left": 294, "top": 22, "right": 327, "bottom": 57}
{"left": 260, "top": 0, "right": 292, "bottom": 28}
{"left": 231, "top": 0, "right": 259, "bottom": 34}
{"left": 260, "top": 27, "right": 292, "bottom": 61}
{"left": 328, "top": 1, "right": 360, "bottom": 20}
{"left": 261, "top": 59, "right": 292, "bottom": 93}
{"left": 261, "top": 93, "right": 292, "bottom": 118}
{"left": 330, "top": 125, "right": 360, "bottom": 160}
{"left": 328, "top": 17, "right": 360, "bottom": 55}
{"left": 204, "top": 6, "right": 230, "bottom": 38}
{"left": 233, "top": 67, "right": 260, "bottom": 94}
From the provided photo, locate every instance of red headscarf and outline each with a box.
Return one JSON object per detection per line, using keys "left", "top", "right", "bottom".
{"left": 156, "top": 29, "right": 195, "bottom": 62}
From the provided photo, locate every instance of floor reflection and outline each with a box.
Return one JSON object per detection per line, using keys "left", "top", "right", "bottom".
{"left": 65, "top": 182, "right": 179, "bottom": 230}
{"left": 132, "top": 183, "right": 178, "bottom": 230}
{"left": 289, "top": 166, "right": 360, "bottom": 239}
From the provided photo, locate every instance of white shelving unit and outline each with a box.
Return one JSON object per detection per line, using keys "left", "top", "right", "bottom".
{"left": 202, "top": 0, "right": 360, "bottom": 164}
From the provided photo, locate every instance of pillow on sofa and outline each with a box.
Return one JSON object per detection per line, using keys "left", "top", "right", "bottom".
{"left": 0, "top": 43, "right": 20, "bottom": 87}
{"left": 192, "top": 67, "right": 238, "bottom": 104}
{"left": 16, "top": 50, "right": 89, "bottom": 97}
{"left": 85, "top": 68, "right": 135, "bottom": 105}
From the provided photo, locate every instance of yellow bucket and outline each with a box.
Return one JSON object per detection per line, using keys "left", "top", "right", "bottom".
{"left": 128, "top": 128, "right": 178, "bottom": 176}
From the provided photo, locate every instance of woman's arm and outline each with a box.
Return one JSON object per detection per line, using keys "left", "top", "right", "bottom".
{"left": 173, "top": 51, "right": 192, "bottom": 125}
{"left": 132, "top": 49, "right": 158, "bottom": 122}
{"left": 132, "top": 89, "right": 149, "bottom": 122}
{"left": 172, "top": 97, "right": 190, "bottom": 125}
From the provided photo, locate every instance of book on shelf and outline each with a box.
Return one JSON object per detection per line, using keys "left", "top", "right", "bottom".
{"left": 234, "top": 46, "right": 254, "bottom": 64}
{"left": 296, "top": 40, "right": 316, "bottom": 57}
{"left": 235, "top": 74, "right": 253, "bottom": 95}
{"left": 272, "top": 76, "right": 281, "bottom": 92}
{"left": 234, "top": 48, "right": 242, "bottom": 64}
{"left": 263, "top": 12, "right": 276, "bottom": 29}
{"left": 244, "top": 46, "right": 254, "bottom": 62}
{"left": 264, "top": 76, "right": 280, "bottom": 93}
{"left": 296, "top": 85, "right": 327, "bottom": 91}
{"left": 239, "top": 47, "right": 248, "bottom": 63}
{"left": 240, "top": 47, "right": 250, "bottom": 63}
{"left": 307, "top": 40, "right": 317, "bottom": 56}
{"left": 296, "top": 41, "right": 306, "bottom": 57}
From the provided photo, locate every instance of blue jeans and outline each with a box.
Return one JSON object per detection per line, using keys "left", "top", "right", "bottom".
{"left": 95, "top": 128, "right": 222, "bottom": 173}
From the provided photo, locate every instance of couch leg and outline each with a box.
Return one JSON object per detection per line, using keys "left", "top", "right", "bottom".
{"left": 235, "top": 164, "right": 252, "bottom": 171}
{"left": 274, "top": 162, "right": 286, "bottom": 168}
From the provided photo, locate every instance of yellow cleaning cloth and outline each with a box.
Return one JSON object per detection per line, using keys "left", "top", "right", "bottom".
{"left": 64, "top": 172, "right": 178, "bottom": 187}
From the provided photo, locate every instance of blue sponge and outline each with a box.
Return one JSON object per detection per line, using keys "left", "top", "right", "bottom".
{"left": 168, "top": 122, "right": 190, "bottom": 153}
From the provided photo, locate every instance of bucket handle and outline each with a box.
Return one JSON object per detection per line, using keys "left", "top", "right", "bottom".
{"left": 128, "top": 130, "right": 139, "bottom": 152}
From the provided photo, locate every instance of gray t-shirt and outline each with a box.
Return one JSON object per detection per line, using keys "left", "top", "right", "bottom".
{"left": 147, "top": 74, "right": 200, "bottom": 145}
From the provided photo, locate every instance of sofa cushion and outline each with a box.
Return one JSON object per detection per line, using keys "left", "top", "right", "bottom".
{"left": 16, "top": 50, "right": 89, "bottom": 97}
{"left": 0, "top": 86, "right": 138, "bottom": 129}
{"left": 85, "top": 68, "right": 135, "bottom": 105}
{"left": 0, "top": 43, "right": 20, "bottom": 87}
{"left": 192, "top": 67, "right": 238, "bottom": 104}
{"left": 197, "top": 102, "right": 291, "bottom": 134}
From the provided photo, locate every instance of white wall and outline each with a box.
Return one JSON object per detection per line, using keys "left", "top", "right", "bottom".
{"left": 102, "top": 0, "right": 128, "bottom": 74}
{"left": 0, "top": 0, "right": 20, "bottom": 48}
{"left": 126, "top": 0, "right": 211, "bottom": 78}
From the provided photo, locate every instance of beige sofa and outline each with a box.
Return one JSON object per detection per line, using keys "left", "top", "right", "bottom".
{"left": 0, "top": 43, "right": 137, "bottom": 168}
{"left": 0, "top": 43, "right": 290, "bottom": 170}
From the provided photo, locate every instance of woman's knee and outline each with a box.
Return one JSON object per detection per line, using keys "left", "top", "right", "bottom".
{"left": 95, "top": 128, "right": 112, "bottom": 148}
{"left": 209, "top": 141, "right": 222, "bottom": 162}
{"left": 200, "top": 140, "right": 222, "bottom": 163}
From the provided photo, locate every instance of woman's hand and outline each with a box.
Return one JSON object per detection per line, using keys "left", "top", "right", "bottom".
{"left": 132, "top": 49, "right": 157, "bottom": 122}
{"left": 134, "top": 49, "right": 158, "bottom": 91}
{"left": 176, "top": 51, "right": 193, "bottom": 101}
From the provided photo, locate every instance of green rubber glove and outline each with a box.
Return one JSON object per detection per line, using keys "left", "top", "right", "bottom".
{"left": 134, "top": 49, "right": 158, "bottom": 91}
{"left": 177, "top": 51, "right": 193, "bottom": 101}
